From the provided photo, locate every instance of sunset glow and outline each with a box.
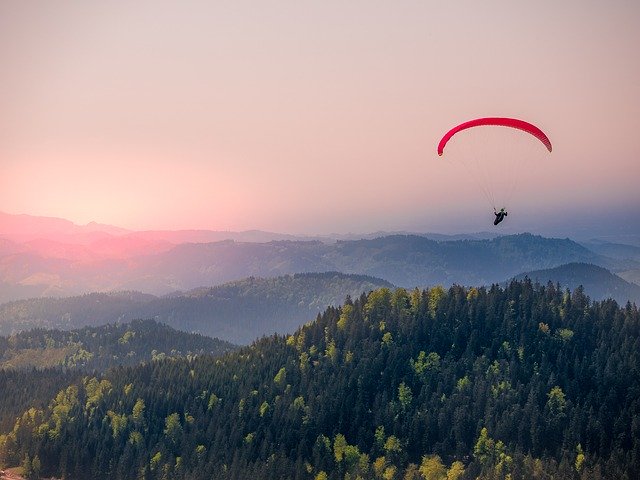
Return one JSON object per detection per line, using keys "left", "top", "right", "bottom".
{"left": 1, "top": 1, "right": 639, "bottom": 235}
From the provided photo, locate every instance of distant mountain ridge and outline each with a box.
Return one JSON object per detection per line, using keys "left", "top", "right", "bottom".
{"left": 326, "top": 233, "right": 626, "bottom": 286}
{"left": 1, "top": 230, "right": 630, "bottom": 302}
{"left": 1, "top": 211, "right": 294, "bottom": 243}
{"left": 512, "top": 262, "right": 640, "bottom": 304}
{"left": 0, "top": 272, "right": 393, "bottom": 344}
{"left": 141, "top": 233, "right": 626, "bottom": 290}
{"left": 2, "top": 212, "right": 638, "bottom": 303}
{"left": 580, "top": 240, "right": 640, "bottom": 262}
{"left": 0, "top": 211, "right": 130, "bottom": 243}
{"left": 1, "top": 211, "right": 499, "bottom": 245}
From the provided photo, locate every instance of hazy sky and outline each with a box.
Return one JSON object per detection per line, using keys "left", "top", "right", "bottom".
{"left": 1, "top": 0, "right": 639, "bottom": 235}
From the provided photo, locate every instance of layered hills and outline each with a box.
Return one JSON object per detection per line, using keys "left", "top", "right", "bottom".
{"left": 2, "top": 228, "right": 632, "bottom": 301}
{"left": 0, "top": 282, "right": 637, "bottom": 479}
{"left": 0, "top": 272, "right": 392, "bottom": 344}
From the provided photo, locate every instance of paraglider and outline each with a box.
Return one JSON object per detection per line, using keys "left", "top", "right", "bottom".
{"left": 494, "top": 208, "right": 507, "bottom": 225}
{"left": 437, "top": 117, "right": 552, "bottom": 225}
{"left": 437, "top": 117, "right": 552, "bottom": 157}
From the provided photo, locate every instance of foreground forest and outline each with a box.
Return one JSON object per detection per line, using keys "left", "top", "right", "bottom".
{"left": 0, "top": 320, "right": 235, "bottom": 435}
{"left": 0, "top": 280, "right": 638, "bottom": 479}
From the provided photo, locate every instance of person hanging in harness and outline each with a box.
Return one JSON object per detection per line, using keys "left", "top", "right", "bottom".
{"left": 494, "top": 207, "right": 508, "bottom": 225}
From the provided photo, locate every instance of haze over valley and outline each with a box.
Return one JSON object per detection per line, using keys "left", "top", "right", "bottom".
{"left": 1, "top": 212, "right": 639, "bottom": 346}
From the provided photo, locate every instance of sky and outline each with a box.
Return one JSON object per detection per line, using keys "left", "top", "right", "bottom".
{"left": 1, "top": 0, "right": 639, "bottom": 236}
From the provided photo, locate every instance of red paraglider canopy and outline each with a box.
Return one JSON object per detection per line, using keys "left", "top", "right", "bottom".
{"left": 437, "top": 117, "right": 552, "bottom": 156}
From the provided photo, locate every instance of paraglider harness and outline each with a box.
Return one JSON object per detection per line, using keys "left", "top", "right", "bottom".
{"left": 494, "top": 208, "right": 507, "bottom": 225}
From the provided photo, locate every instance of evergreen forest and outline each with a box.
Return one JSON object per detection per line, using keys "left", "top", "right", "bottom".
{"left": 0, "top": 280, "right": 638, "bottom": 479}
{"left": 0, "top": 319, "right": 235, "bottom": 371}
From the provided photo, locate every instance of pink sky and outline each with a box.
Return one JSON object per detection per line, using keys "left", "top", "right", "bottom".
{"left": 1, "top": 1, "right": 639, "bottom": 234}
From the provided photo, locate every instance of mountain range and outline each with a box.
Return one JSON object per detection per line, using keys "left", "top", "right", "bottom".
{"left": 1, "top": 263, "right": 637, "bottom": 346}
{"left": 1, "top": 211, "right": 640, "bottom": 479}
{"left": 3, "top": 212, "right": 637, "bottom": 302}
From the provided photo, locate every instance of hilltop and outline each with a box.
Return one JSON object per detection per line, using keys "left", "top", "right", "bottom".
{"left": 0, "top": 272, "right": 392, "bottom": 344}
{"left": 512, "top": 262, "right": 640, "bottom": 304}
{"left": 0, "top": 318, "right": 235, "bottom": 371}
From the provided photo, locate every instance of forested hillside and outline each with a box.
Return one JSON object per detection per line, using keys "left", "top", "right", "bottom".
{"left": 0, "top": 272, "right": 393, "bottom": 344}
{"left": 512, "top": 263, "right": 640, "bottom": 304}
{"left": 1, "top": 280, "right": 637, "bottom": 479}
{"left": 0, "top": 369, "right": 82, "bottom": 433}
{"left": 0, "top": 320, "right": 234, "bottom": 447}
{"left": 0, "top": 319, "right": 235, "bottom": 371}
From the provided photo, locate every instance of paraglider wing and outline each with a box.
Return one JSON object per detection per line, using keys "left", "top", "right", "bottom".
{"left": 437, "top": 117, "right": 552, "bottom": 156}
